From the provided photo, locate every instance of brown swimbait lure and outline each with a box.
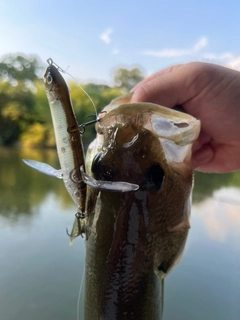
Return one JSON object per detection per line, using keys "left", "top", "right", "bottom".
{"left": 23, "top": 59, "right": 138, "bottom": 237}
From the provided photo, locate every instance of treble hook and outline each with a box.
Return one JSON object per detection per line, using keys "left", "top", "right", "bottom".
{"left": 66, "top": 211, "right": 85, "bottom": 239}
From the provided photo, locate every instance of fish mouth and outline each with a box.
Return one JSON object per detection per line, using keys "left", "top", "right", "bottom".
{"left": 91, "top": 150, "right": 165, "bottom": 193}
{"left": 91, "top": 151, "right": 114, "bottom": 181}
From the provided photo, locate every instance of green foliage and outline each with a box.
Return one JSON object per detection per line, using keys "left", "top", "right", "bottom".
{"left": 0, "top": 81, "right": 35, "bottom": 145}
{"left": 0, "top": 53, "right": 144, "bottom": 148}
{"left": 0, "top": 53, "right": 43, "bottom": 84}
{"left": 69, "top": 83, "right": 122, "bottom": 145}
{"left": 193, "top": 171, "right": 240, "bottom": 203}
{"left": 113, "top": 67, "right": 144, "bottom": 92}
{"left": 20, "top": 123, "right": 55, "bottom": 148}
{"left": 0, "top": 148, "right": 69, "bottom": 218}
{"left": 0, "top": 54, "right": 44, "bottom": 146}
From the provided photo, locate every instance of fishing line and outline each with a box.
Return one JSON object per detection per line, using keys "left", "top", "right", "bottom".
{"left": 48, "top": 58, "right": 103, "bottom": 163}
{"left": 47, "top": 58, "right": 98, "bottom": 119}
{"left": 77, "top": 260, "right": 85, "bottom": 320}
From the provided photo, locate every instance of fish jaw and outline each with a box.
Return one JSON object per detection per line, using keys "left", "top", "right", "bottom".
{"left": 96, "top": 101, "right": 200, "bottom": 174}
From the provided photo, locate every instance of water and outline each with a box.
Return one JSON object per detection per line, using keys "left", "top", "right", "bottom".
{"left": 0, "top": 148, "right": 240, "bottom": 320}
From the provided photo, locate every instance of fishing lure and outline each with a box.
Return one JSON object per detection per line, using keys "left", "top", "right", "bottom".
{"left": 23, "top": 59, "right": 138, "bottom": 237}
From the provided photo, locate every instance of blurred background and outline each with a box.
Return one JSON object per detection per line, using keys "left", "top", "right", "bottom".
{"left": 1, "top": 0, "right": 240, "bottom": 148}
{"left": 0, "top": 1, "right": 240, "bottom": 319}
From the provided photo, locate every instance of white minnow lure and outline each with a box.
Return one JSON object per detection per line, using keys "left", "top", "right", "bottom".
{"left": 23, "top": 59, "right": 139, "bottom": 236}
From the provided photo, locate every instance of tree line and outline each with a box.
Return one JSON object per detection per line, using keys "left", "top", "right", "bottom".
{"left": 0, "top": 54, "right": 144, "bottom": 148}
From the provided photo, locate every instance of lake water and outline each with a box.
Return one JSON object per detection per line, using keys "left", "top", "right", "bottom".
{"left": 1, "top": 147, "right": 240, "bottom": 320}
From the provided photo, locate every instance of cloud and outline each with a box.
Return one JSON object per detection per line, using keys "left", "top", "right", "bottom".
{"left": 193, "top": 37, "right": 208, "bottom": 51}
{"left": 99, "top": 29, "right": 120, "bottom": 55}
{"left": 143, "top": 36, "right": 208, "bottom": 58}
{"left": 142, "top": 35, "right": 240, "bottom": 70}
{"left": 226, "top": 57, "right": 240, "bottom": 69}
{"left": 142, "top": 35, "right": 240, "bottom": 71}
{"left": 99, "top": 28, "right": 113, "bottom": 44}
{"left": 203, "top": 52, "right": 234, "bottom": 60}
{"left": 202, "top": 52, "right": 240, "bottom": 70}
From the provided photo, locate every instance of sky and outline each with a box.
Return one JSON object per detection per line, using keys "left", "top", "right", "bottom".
{"left": 1, "top": 0, "right": 240, "bottom": 85}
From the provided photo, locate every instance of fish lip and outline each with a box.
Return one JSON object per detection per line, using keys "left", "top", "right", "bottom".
{"left": 96, "top": 102, "right": 200, "bottom": 146}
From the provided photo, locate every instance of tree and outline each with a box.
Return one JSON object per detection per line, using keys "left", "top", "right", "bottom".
{"left": 0, "top": 55, "right": 144, "bottom": 148}
{"left": 113, "top": 67, "right": 145, "bottom": 93}
{"left": 0, "top": 54, "right": 43, "bottom": 85}
{"left": 69, "top": 82, "right": 122, "bottom": 146}
{"left": 0, "top": 54, "right": 44, "bottom": 146}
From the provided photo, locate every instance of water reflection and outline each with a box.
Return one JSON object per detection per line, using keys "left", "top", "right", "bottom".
{"left": 193, "top": 171, "right": 240, "bottom": 203}
{"left": 194, "top": 187, "right": 240, "bottom": 243}
{"left": 0, "top": 147, "right": 73, "bottom": 221}
{"left": 164, "top": 185, "right": 240, "bottom": 320}
{"left": 0, "top": 148, "right": 240, "bottom": 320}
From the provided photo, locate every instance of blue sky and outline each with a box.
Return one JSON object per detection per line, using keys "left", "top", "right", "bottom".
{"left": 1, "top": 0, "right": 240, "bottom": 84}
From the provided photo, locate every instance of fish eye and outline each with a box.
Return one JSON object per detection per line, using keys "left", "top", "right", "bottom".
{"left": 147, "top": 164, "right": 164, "bottom": 191}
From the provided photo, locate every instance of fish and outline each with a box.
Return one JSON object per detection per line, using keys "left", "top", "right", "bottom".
{"left": 83, "top": 93, "right": 200, "bottom": 319}
{"left": 24, "top": 60, "right": 200, "bottom": 319}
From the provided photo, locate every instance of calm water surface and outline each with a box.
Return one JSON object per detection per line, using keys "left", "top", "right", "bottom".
{"left": 1, "top": 148, "right": 240, "bottom": 320}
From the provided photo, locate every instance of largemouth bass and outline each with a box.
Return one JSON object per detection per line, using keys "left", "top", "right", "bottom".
{"left": 84, "top": 93, "right": 200, "bottom": 319}
{"left": 23, "top": 61, "right": 200, "bottom": 319}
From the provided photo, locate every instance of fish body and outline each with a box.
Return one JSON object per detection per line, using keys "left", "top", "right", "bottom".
{"left": 83, "top": 93, "right": 200, "bottom": 319}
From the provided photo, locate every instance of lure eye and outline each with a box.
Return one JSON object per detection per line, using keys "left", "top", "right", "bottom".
{"left": 147, "top": 164, "right": 164, "bottom": 191}
{"left": 45, "top": 73, "right": 53, "bottom": 84}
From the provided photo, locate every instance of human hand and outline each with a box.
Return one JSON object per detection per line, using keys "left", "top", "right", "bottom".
{"left": 131, "top": 62, "right": 240, "bottom": 173}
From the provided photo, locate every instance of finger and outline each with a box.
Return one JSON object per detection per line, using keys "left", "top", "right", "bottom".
{"left": 192, "top": 143, "right": 240, "bottom": 173}
{"left": 131, "top": 64, "right": 195, "bottom": 107}
{"left": 191, "top": 145, "right": 214, "bottom": 170}
{"left": 132, "top": 64, "right": 183, "bottom": 92}
{"left": 192, "top": 131, "right": 212, "bottom": 152}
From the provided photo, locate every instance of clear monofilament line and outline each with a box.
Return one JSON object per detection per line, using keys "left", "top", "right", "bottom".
{"left": 47, "top": 58, "right": 98, "bottom": 120}
{"left": 77, "top": 264, "right": 85, "bottom": 320}
{"left": 65, "top": 72, "right": 98, "bottom": 119}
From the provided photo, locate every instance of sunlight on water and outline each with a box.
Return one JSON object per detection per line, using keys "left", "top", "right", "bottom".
{"left": 0, "top": 148, "right": 240, "bottom": 320}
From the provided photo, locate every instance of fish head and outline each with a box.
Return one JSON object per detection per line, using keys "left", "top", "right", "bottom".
{"left": 86, "top": 93, "right": 200, "bottom": 278}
